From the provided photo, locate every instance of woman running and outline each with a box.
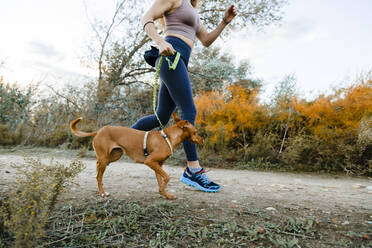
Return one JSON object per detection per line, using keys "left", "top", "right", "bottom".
{"left": 132, "top": 0, "right": 237, "bottom": 192}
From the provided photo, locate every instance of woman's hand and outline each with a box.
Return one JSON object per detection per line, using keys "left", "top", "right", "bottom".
{"left": 223, "top": 5, "right": 237, "bottom": 24}
{"left": 158, "top": 40, "right": 176, "bottom": 56}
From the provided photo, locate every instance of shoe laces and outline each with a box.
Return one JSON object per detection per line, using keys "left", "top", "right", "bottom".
{"left": 196, "top": 168, "right": 212, "bottom": 184}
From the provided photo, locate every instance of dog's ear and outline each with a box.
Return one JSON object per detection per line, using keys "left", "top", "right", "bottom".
{"left": 176, "top": 120, "right": 188, "bottom": 129}
{"left": 172, "top": 112, "right": 181, "bottom": 122}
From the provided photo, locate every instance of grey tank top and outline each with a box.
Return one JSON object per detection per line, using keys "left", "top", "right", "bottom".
{"left": 164, "top": 0, "right": 202, "bottom": 41}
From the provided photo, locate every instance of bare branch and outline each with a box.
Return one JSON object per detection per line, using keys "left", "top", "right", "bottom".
{"left": 46, "top": 85, "right": 83, "bottom": 112}
{"left": 97, "top": 0, "right": 128, "bottom": 81}
{"left": 124, "top": 67, "right": 155, "bottom": 78}
{"left": 117, "top": 80, "right": 152, "bottom": 88}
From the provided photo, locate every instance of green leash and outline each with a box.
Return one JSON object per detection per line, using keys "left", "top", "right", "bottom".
{"left": 153, "top": 52, "right": 181, "bottom": 129}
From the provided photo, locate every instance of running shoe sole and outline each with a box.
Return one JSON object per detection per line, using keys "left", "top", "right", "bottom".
{"left": 180, "top": 176, "right": 220, "bottom": 193}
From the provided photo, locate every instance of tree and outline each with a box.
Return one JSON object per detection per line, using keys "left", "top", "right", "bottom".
{"left": 83, "top": 0, "right": 287, "bottom": 120}
{"left": 0, "top": 79, "right": 34, "bottom": 130}
{"left": 83, "top": 0, "right": 152, "bottom": 115}
{"left": 270, "top": 74, "right": 297, "bottom": 108}
{"left": 198, "top": 0, "right": 287, "bottom": 31}
{"left": 188, "top": 46, "right": 258, "bottom": 93}
{"left": 269, "top": 74, "right": 298, "bottom": 153}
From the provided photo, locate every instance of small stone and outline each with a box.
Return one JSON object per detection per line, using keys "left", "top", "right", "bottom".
{"left": 365, "top": 221, "right": 372, "bottom": 225}
{"left": 366, "top": 186, "right": 372, "bottom": 190}
{"left": 341, "top": 221, "right": 349, "bottom": 225}
{"left": 266, "top": 207, "right": 276, "bottom": 211}
{"left": 257, "top": 227, "right": 265, "bottom": 233}
{"left": 352, "top": 184, "right": 366, "bottom": 189}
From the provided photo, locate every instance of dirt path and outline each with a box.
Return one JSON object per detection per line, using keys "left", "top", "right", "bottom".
{"left": 1, "top": 151, "right": 371, "bottom": 215}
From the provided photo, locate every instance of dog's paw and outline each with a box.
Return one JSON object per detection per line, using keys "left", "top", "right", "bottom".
{"left": 165, "top": 194, "right": 177, "bottom": 200}
{"left": 100, "top": 192, "right": 110, "bottom": 197}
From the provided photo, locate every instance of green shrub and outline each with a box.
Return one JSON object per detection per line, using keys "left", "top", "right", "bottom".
{"left": 243, "top": 131, "right": 281, "bottom": 163}
{"left": 0, "top": 80, "right": 34, "bottom": 131}
{"left": 279, "top": 127, "right": 372, "bottom": 175}
{"left": 0, "top": 158, "right": 85, "bottom": 247}
{"left": 0, "top": 124, "right": 24, "bottom": 146}
{"left": 342, "top": 116, "right": 372, "bottom": 175}
{"left": 77, "top": 146, "right": 89, "bottom": 158}
{"left": 0, "top": 125, "right": 14, "bottom": 146}
{"left": 280, "top": 134, "right": 322, "bottom": 172}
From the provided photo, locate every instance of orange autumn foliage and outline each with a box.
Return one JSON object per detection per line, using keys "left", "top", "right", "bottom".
{"left": 194, "top": 80, "right": 371, "bottom": 175}
{"left": 293, "top": 81, "right": 372, "bottom": 139}
{"left": 195, "top": 85, "right": 267, "bottom": 145}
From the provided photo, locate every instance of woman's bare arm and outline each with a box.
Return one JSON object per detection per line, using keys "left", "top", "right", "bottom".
{"left": 196, "top": 22, "right": 227, "bottom": 48}
{"left": 142, "top": 0, "right": 178, "bottom": 55}
{"left": 196, "top": 5, "right": 237, "bottom": 47}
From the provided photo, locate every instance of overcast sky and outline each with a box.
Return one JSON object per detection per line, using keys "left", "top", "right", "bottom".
{"left": 0, "top": 0, "right": 371, "bottom": 98}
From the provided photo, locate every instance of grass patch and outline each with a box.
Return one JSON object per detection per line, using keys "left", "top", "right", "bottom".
{"left": 1, "top": 197, "right": 370, "bottom": 247}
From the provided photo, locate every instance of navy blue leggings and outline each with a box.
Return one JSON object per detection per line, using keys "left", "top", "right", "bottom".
{"left": 131, "top": 36, "right": 198, "bottom": 161}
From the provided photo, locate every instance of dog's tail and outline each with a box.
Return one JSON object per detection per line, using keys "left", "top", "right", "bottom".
{"left": 69, "top": 117, "right": 98, "bottom": 137}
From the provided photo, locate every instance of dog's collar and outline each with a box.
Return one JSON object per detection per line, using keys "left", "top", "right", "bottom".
{"left": 143, "top": 131, "right": 173, "bottom": 157}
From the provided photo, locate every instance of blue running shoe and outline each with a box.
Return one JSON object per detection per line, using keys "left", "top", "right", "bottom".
{"left": 180, "top": 167, "right": 221, "bottom": 192}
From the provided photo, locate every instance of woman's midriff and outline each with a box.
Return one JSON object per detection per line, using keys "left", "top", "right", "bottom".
{"left": 166, "top": 33, "right": 194, "bottom": 48}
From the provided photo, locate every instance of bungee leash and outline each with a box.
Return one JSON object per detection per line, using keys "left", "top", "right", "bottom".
{"left": 153, "top": 52, "right": 181, "bottom": 129}
{"left": 143, "top": 51, "right": 181, "bottom": 157}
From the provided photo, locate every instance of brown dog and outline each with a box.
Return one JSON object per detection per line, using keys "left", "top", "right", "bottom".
{"left": 69, "top": 113, "right": 203, "bottom": 199}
